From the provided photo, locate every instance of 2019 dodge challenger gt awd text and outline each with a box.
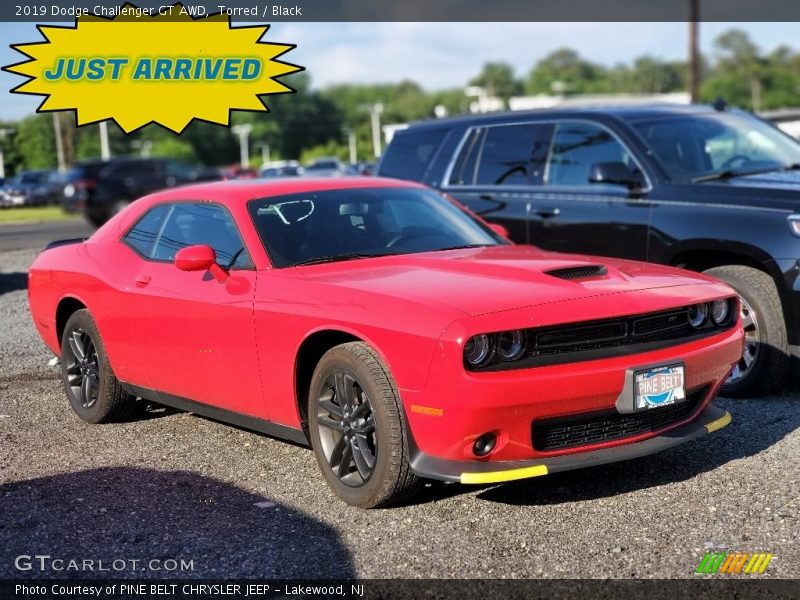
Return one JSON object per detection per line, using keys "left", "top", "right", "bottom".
{"left": 28, "top": 178, "right": 742, "bottom": 507}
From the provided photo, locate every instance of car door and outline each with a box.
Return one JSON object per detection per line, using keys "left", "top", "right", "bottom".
{"left": 121, "top": 201, "right": 263, "bottom": 417}
{"left": 443, "top": 123, "right": 554, "bottom": 244}
{"left": 528, "top": 120, "right": 652, "bottom": 260}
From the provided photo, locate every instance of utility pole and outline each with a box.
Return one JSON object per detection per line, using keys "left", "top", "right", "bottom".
{"left": 0, "top": 128, "right": 13, "bottom": 179}
{"left": 369, "top": 103, "right": 383, "bottom": 159}
{"left": 232, "top": 124, "right": 253, "bottom": 167}
{"left": 99, "top": 121, "right": 111, "bottom": 160}
{"left": 688, "top": 0, "right": 700, "bottom": 103}
{"left": 52, "top": 113, "right": 66, "bottom": 172}
{"left": 260, "top": 143, "right": 271, "bottom": 166}
{"left": 345, "top": 129, "right": 357, "bottom": 165}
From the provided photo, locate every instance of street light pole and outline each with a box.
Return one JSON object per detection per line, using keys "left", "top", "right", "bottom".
{"left": 0, "top": 128, "right": 13, "bottom": 179}
{"left": 232, "top": 124, "right": 253, "bottom": 167}
{"left": 369, "top": 103, "right": 383, "bottom": 159}
{"left": 52, "top": 113, "right": 66, "bottom": 172}
{"left": 99, "top": 121, "right": 111, "bottom": 160}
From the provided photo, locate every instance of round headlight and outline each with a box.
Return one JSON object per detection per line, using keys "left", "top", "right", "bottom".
{"left": 688, "top": 303, "right": 708, "bottom": 328}
{"left": 710, "top": 299, "right": 730, "bottom": 325}
{"left": 464, "top": 334, "right": 494, "bottom": 367}
{"left": 497, "top": 329, "right": 526, "bottom": 361}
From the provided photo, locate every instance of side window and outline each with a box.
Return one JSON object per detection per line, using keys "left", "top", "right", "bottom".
{"left": 448, "top": 128, "right": 485, "bottom": 185}
{"left": 123, "top": 204, "right": 171, "bottom": 258}
{"left": 378, "top": 128, "right": 447, "bottom": 181}
{"left": 546, "top": 122, "right": 633, "bottom": 186}
{"left": 152, "top": 203, "right": 250, "bottom": 268}
{"left": 474, "top": 123, "right": 553, "bottom": 186}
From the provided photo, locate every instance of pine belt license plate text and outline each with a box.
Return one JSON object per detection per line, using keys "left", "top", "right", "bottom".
{"left": 634, "top": 364, "right": 686, "bottom": 410}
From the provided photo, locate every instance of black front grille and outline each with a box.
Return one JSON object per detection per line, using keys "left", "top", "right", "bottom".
{"left": 531, "top": 387, "right": 707, "bottom": 452}
{"left": 475, "top": 305, "right": 733, "bottom": 371}
{"left": 545, "top": 265, "right": 608, "bottom": 280}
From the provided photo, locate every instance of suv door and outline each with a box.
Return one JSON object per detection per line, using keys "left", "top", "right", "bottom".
{"left": 443, "top": 123, "right": 554, "bottom": 244}
{"left": 121, "top": 202, "right": 263, "bottom": 417}
{"left": 529, "top": 120, "right": 651, "bottom": 259}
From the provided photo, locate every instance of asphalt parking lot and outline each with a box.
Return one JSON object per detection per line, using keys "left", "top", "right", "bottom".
{"left": 0, "top": 220, "right": 798, "bottom": 580}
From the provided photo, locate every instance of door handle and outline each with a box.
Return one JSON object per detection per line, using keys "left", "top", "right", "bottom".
{"left": 535, "top": 207, "right": 561, "bottom": 218}
{"left": 134, "top": 274, "right": 152, "bottom": 287}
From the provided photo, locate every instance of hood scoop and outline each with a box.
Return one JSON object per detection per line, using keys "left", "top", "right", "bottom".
{"left": 545, "top": 264, "right": 608, "bottom": 281}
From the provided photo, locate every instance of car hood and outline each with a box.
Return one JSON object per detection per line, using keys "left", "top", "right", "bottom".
{"left": 291, "top": 245, "right": 720, "bottom": 317}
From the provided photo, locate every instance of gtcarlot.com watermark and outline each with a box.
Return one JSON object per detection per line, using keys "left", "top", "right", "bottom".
{"left": 14, "top": 554, "right": 194, "bottom": 573}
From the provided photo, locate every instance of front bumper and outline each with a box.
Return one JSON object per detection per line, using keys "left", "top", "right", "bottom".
{"left": 410, "top": 404, "right": 731, "bottom": 484}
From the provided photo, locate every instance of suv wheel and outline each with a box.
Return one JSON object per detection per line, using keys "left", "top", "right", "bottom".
{"left": 308, "top": 342, "right": 421, "bottom": 508}
{"left": 704, "top": 265, "right": 790, "bottom": 397}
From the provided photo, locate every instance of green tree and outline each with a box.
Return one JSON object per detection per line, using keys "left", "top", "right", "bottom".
{"left": 15, "top": 114, "right": 56, "bottom": 170}
{"left": 526, "top": 48, "right": 612, "bottom": 95}
{"left": 469, "top": 62, "right": 523, "bottom": 100}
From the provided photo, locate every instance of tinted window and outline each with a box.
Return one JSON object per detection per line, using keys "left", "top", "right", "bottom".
{"left": 125, "top": 203, "right": 250, "bottom": 268}
{"left": 248, "top": 187, "right": 503, "bottom": 268}
{"left": 379, "top": 128, "right": 447, "bottom": 181}
{"left": 546, "top": 123, "right": 633, "bottom": 186}
{"left": 474, "top": 124, "right": 552, "bottom": 186}
{"left": 123, "top": 204, "right": 171, "bottom": 258}
{"left": 448, "top": 128, "right": 484, "bottom": 185}
{"left": 632, "top": 113, "right": 800, "bottom": 181}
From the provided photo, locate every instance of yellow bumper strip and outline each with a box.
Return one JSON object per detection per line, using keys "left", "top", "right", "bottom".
{"left": 460, "top": 464, "right": 548, "bottom": 485}
{"left": 704, "top": 411, "right": 731, "bottom": 434}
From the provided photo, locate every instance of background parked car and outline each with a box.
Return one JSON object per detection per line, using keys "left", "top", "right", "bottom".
{"left": 261, "top": 160, "right": 302, "bottom": 178}
{"left": 27, "top": 170, "right": 67, "bottom": 206}
{"left": 377, "top": 103, "right": 800, "bottom": 397}
{"left": 219, "top": 165, "right": 259, "bottom": 180}
{"left": 1, "top": 169, "right": 51, "bottom": 206}
{"left": 302, "top": 157, "right": 356, "bottom": 178}
{"left": 61, "top": 157, "right": 195, "bottom": 226}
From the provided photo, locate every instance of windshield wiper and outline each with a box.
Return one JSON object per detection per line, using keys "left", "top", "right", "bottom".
{"left": 692, "top": 167, "right": 781, "bottom": 183}
{"left": 291, "top": 253, "right": 388, "bottom": 267}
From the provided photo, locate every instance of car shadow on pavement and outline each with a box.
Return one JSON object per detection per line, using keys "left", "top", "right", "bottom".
{"left": 0, "top": 272, "right": 27, "bottom": 296}
{"left": 0, "top": 467, "right": 354, "bottom": 579}
{"left": 474, "top": 394, "right": 800, "bottom": 506}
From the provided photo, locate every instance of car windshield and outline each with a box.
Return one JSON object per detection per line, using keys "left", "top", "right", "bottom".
{"left": 249, "top": 186, "right": 504, "bottom": 267}
{"left": 632, "top": 112, "right": 800, "bottom": 182}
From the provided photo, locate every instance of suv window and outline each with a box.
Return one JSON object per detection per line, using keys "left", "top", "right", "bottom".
{"left": 379, "top": 128, "right": 447, "bottom": 181}
{"left": 474, "top": 123, "right": 552, "bottom": 186}
{"left": 124, "top": 203, "right": 250, "bottom": 268}
{"left": 546, "top": 122, "right": 633, "bottom": 186}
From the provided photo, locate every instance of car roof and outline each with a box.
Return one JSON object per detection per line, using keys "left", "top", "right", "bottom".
{"left": 143, "top": 176, "right": 424, "bottom": 204}
{"left": 404, "top": 103, "right": 739, "bottom": 130}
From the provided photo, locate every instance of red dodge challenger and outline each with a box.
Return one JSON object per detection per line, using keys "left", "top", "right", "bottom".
{"left": 28, "top": 177, "right": 742, "bottom": 507}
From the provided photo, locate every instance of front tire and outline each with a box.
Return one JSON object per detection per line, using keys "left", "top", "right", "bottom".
{"left": 704, "top": 265, "right": 790, "bottom": 397}
{"left": 308, "top": 342, "right": 420, "bottom": 508}
{"left": 60, "top": 309, "right": 135, "bottom": 423}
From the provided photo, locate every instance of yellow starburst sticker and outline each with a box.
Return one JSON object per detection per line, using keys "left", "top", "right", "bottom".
{"left": 2, "top": 3, "right": 303, "bottom": 133}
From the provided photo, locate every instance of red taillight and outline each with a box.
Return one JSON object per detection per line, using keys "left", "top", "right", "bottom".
{"left": 74, "top": 178, "right": 96, "bottom": 191}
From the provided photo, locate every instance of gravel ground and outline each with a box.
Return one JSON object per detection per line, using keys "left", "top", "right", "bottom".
{"left": 0, "top": 245, "right": 798, "bottom": 580}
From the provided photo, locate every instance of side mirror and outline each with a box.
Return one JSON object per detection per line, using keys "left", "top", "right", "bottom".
{"left": 175, "top": 244, "right": 228, "bottom": 282}
{"left": 588, "top": 162, "right": 645, "bottom": 190}
{"left": 175, "top": 244, "right": 216, "bottom": 272}
{"left": 488, "top": 223, "right": 510, "bottom": 238}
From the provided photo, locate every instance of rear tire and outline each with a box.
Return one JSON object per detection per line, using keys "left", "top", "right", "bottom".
{"left": 308, "top": 342, "right": 421, "bottom": 508}
{"left": 60, "top": 309, "right": 135, "bottom": 423}
{"left": 704, "top": 265, "right": 790, "bottom": 397}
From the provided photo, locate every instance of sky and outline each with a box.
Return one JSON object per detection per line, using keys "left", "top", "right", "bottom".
{"left": 1, "top": 21, "right": 799, "bottom": 120}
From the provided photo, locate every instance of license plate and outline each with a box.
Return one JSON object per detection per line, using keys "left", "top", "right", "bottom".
{"left": 633, "top": 364, "right": 686, "bottom": 410}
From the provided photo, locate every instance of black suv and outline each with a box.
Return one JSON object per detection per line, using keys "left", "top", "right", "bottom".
{"left": 61, "top": 157, "right": 194, "bottom": 226}
{"left": 378, "top": 104, "right": 800, "bottom": 397}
